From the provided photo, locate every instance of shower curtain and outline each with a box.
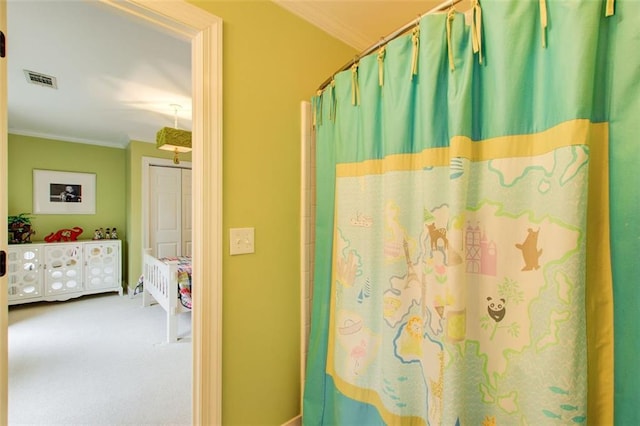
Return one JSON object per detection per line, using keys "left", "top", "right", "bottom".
{"left": 304, "top": 0, "right": 640, "bottom": 424}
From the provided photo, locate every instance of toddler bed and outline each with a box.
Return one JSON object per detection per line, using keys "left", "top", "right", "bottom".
{"left": 141, "top": 248, "right": 192, "bottom": 343}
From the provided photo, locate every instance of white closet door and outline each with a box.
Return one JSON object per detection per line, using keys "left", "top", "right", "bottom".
{"left": 150, "top": 166, "right": 182, "bottom": 258}
{"left": 181, "top": 168, "right": 193, "bottom": 256}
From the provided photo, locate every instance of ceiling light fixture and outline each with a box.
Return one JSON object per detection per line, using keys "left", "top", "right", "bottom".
{"left": 156, "top": 104, "right": 192, "bottom": 164}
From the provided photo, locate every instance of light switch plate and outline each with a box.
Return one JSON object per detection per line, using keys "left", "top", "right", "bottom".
{"left": 229, "top": 227, "right": 255, "bottom": 255}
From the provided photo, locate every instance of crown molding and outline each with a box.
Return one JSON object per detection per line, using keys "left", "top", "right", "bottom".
{"left": 8, "top": 128, "right": 130, "bottom": 149}
{"left": 272, "top": 0, "right": 370, "bottom": 50}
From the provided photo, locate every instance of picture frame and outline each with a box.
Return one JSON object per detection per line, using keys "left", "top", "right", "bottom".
{"left": 33, "top": 169, "right": 96, "bottom": 214}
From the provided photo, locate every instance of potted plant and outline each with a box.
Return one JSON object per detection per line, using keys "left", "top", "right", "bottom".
{"left": 8, "top": 213, "right": 35, "bottom": 244}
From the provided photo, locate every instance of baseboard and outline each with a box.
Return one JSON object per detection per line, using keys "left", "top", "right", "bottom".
{"left": 281, "top": 414, "right": 301, "bottom": 426}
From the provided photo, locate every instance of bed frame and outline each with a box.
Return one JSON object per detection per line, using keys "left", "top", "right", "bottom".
{"left": 142, "top": 248, "right": 190, "bottom": 343}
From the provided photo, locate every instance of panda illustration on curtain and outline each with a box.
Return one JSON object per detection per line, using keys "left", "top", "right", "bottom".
{"left": 487, "top": 296, "right": 506, "bottom": 323}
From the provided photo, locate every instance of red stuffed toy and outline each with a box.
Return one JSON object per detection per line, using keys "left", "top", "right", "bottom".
{"left": 44, "top": 227, "right": 83, "bottom": 242}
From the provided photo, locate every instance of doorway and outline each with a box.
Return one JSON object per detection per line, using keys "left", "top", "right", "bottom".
{"left": 0, "top": 1, "right": 223, "bottom": 424}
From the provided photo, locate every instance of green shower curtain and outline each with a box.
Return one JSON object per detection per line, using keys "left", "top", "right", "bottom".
{"left": 304, "top": 0, "right": 639, "bottom": 424}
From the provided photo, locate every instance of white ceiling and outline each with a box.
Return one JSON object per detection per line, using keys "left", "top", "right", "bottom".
{"left": 7, "top": 0, "right": 191, "bottom": 148}
{"left": 7, "top": 0, "right": 448, "bottom": 149}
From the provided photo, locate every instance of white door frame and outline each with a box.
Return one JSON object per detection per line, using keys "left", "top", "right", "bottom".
{"left": 0, "top": 1, "right": 223, "bottom": 424}
{"left": 1, "top": 1, "right": 9, "bottom": 422}
{"left": 107, "top": 3, "right": 223, "bottom": 424}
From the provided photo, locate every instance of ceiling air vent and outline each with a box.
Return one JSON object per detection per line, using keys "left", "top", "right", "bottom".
{"left": 24, "top": 70, "right": 58, "bottom": 89}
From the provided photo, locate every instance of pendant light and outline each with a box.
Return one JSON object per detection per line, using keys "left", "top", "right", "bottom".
{"left": 156, "top": 104, "right": 192, "bottom": 164}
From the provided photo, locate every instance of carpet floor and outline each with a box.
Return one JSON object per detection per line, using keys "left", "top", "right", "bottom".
{"left": 8, "top": 292, "right": 192, "bottom": 425}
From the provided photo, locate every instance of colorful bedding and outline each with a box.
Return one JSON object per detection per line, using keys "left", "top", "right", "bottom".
{"left": 137, "top": 255, "right": 192, "bottom": 309}
{"left": 160, "top": 256, "right": 192, "bottom": 309}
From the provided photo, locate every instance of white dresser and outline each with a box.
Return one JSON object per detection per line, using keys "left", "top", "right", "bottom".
{"left": 7, "top": 240, "right": 122, "bottom": 305}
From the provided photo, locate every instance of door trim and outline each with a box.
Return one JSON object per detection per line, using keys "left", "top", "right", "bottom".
{"left": 102, "top": 1, "right": 223, "bottom": 424}
{"left": 0, "top": 1, "right": 8, "bottom": 421}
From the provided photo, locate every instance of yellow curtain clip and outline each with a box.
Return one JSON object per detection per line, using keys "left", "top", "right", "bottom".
{"left": 446, "top": 7, "right": 456, "bottom": 71}
{"left": 328, "top": 78, "right": 336, "bottom": 121}
{"left": 540, "top": 0, "right": 548, "bottom": 48}
{"left": 606, "top": 0, "right": 615, "bottom": 16}
{"left": 351, "top": 61, "right": 360, "bottom": 106}
{"left": 377, "top": 42, "right": 386, "bottom": 87}
{"left": 411, "top": 23, "right": 420, "bottom": 80}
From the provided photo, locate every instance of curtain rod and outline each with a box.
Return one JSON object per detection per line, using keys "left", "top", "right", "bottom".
{"left": 317, "top": 0, "right": 464, "bottom": 92}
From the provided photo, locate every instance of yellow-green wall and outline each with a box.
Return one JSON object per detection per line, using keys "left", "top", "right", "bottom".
{"left": 7, "top": 132, "right": 190, "bottom": 294}
{"left": 8, "top": 134, "right": 127, "bottom": 282}
{"left": 188, "top": 1, "right": 356, "bottom": 424}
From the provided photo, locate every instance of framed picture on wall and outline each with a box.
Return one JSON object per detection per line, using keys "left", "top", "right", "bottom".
{"left": 33, "top": 169, "right": 96, "bottom": 214}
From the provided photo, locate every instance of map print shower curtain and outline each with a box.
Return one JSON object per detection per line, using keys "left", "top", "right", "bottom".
{"left": 325, "top": 120, "right": 605, "bottom": 425}
{"left": 304, "top": 0, "right": 640, "bottom": 424}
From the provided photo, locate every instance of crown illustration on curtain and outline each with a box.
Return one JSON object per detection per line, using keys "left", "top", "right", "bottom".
{"left": 156, "top": 104, "right": 191, "bottom": 164}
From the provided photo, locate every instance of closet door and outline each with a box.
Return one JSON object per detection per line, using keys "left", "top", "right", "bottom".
{"left": 149, "top": 166, "right": 182, "bottom": 258}
{"left": 181, "top": 168, "right": 192, "bottom": 256}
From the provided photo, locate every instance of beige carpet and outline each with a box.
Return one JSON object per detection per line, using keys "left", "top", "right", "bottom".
{"left": 8, "top": 292, "right": 191, "bottom": 425}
